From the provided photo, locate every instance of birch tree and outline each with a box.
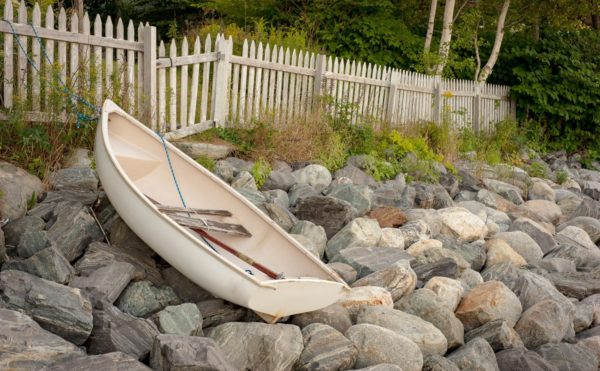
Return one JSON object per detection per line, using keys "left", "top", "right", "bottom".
{"left": 424, "top": 0, "right": 438, "bottom": 52}
{"left": 476, "top": 0, "right": 510, "bottom": 82}
{"left": 433, "top": 0, "right": 456, "bottom": 75}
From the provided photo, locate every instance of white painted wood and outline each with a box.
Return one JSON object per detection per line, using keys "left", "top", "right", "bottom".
{"left": 104, "top": 16, "right": 113, "bottom": 97}
{"left": 294, "top": 50, "right": 303, "bottom": 118}
{"left": 17, "top": 0, "right": 27, "bottom": 102}
{"left": 158, "top": 41, "right": 166, "bottom": 131}
{"left": 43, "top": 5, "right": 54, "bottom": 110}
{"left": 200, "top": 34, "right": 211, "bottom": 123}
{"left": 81, "top": 12, "right": 91, "bottom": 100}
{"left": 254, "top": 42, "right": 263, "bottom": 118}
{"left": 211, "top": 36, "right": 232, "bottom": 126}
{"left": 94, "top": 15, "right": 103, "bottom": 107}
{"left": 239, "top": 39, "right": 248, "bottom": 123}
{"left": 143, "top": 26, "right": 157, "bottom": 129}
{"left": 287, "top": 49, "right": 297, "bottom": 119}
{"left": 246, "top": 40, "right": 256, "bottom": 120}
{"left": 274, "top": 47, "right": 284, "bottom": 119}
{"left": 126, "top": 20, "right": 135, "bottom": 110}
{"left": 31, "top": 3, "right": 41, "bottom": 111}
{"left": 155, "top": 52, "right": 218, "bottom": 68}
{"left": 300, "top": 51, "right": 310, "bottom": 118}
{"left": 180, "top": 37, "right": 188, "bottom": 127}
{"left": 70, "top": 13, "right": 79, "bottom": 102}
{"left": 169, "top": 39, "right": 177, "bottom": 130}
{"left": 268, "top": 45, "right": 277, "bottom": 113}
{"left": 188, "top": 36, "right": 201, "bottom": 126}
{"left": 116, "top": 18, "right": 125, "bottom": 101}
{"left": 308, "top": 52, "right": 316, "bottom": 112}
{"left": 313, "top": 54, "right": 325, "bottom": 107}
{"left": 281, "top": 48, "right": 291, "bottom": 121}
{"left": 261, "top": 43, "right": 270, "bottom": 114}
{"left": 137, "top": 23, "right": 144, "bottom": 114}
{"left": 230, "top": 50, "right": 240, "bottom": 123}
{"left": 3, "top": 0, "right": 14, "bottom": 108}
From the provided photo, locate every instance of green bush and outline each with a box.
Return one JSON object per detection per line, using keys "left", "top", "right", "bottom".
{"left": 195, "top": 155, "right": 216, "bottom": 172}
{"left": 251, "top": 158, "right": 272, "bottom": 189}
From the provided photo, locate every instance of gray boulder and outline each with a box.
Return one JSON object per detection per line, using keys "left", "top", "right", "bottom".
{"left": 437, "top": 207, "right": 488, "bottom": 242}
{"left": 196, "top": 299, "right": 246, "bottom": 328}
{"left": 529, "top": 181, "right": 556, "bottom": 202}
{"left": 150, "top": 303, "right": 203, "bottom": 336}
{"left": 326, "top": 217, "right": 382, "bottom": 259}
{"left": 0, "top": 161, "right": 44, "bottom": 220}
{"left": 334, "top": 164, "right": 378, "bottom": 187}
{"left": 345, "top": 323, "right": 423, "bottom": 371}
{"left": 88, "top": 301, "right": 159, "bottom": 360}
{"left": 0, "top": 270, "right": 93, "bottom": 345}
{"left": 399, "top": 219, "right": 431, "bottom": 246}
{"left": 262, "top": 170, "right": 296, "bottom": 191}
{"left": 116, "top": 280, "right": 180, "bottom": 318}
{"left": 161, "top": 266, "right": 214, "bottom": 303}
{"left": 0, "top": 308, "right": 84, "bottom": 369}
{"left": 328, "top": 262, "right": 358, "bottom": 284}
{"left": 447, "top": 337, "right": 500, "bottom": 371}
{"left": 231, "top": 170, "right": 257, "bottom": 190}
{"left": 494, "top": 231, "right": 544, "bottom": 264}
{"left": 291, "top": 303, "right": 353, "bottom": 334}
{"left": 264, "top": 202, "right": 298, "bottom": 231}
{"left": 356, "top": 306, "right": 448, "bottom": 356}
{"left": 483, "top": 178, "right": 524, "bottom": 205}
{"left": 574, "top": 301, "right": 594, "bottom": 332}
{"left": 557, "top": 217, "right": 600, "bottom": 243}
{"left": 207, "top": 322, "right": 303, "bottom": 371}
{"left": 293, "top": 164, "right": 332, "bottom": 192}
{"left": 538, "top": 257, "right": 576, "bottom": 273}
{"left": 16, "top": 228, "right": 51, "bottom": 258}
{"left": 413, "top": 257, "right": 460, "bottom": 283}
{"left": 326, "top": 183, "right": 372, "bottom": 216}
{"left": 288, "top": 183, "right": 319, "bottom": 206}
{"left": 70, "top": 262, "right": 135, "bottom": 306}
{"left": 371, "top": 183, "right": 415, "bottom": 209}
{"left": 3, "top": 215, "right": 46, "bottom": 251}
{"left": 150, "top": 334, "right": 236, "bottom": 371}
{"left": 264, "top": 189, "right": 290, "bottom": 209}
{"left": 293, "top": 196, "right": 354, "bottom": 238}
{"left": 3, "top": 246, "right": 75, "bottom": 284}
{"left": 295, "top": 323, "right": 358, "bottom": 371}
{"left": 291, "top": 220, "right": 327, "bottom": 256}
{"left": 351, "top": 261, "right": 417, "bottom": 301}
{"left": 422, "top": 354, "right": 460, "bottom": 371}
{"left": 42, "top": 352, "right": 151, "bottom": 371}
{"left": 464, "top": 319, "right": 524, "bottom": 351}
{"left": 535, "top": 343, "right": 598, "bottom": 371}
{"left": 509, "top": 217, "right": 557, "bottom": 254}
{"left": 495, "top": 348, "right": 559, "bottom": 371}
{"left": 515, "top": 299, "right": 572, "bottom": 348}
{"left": 235, "top": 187, "right": 267, "bottom": 208}
{"left": 331, "top": 247, "right": 413, "bottom": 279}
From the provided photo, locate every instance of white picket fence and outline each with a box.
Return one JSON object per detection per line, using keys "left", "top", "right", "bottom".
{"left": 1, "top": 1, "right": 516, "bottom": 133}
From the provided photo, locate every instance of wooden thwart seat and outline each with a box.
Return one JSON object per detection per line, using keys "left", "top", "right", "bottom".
{"left": 157, "top": 204, "right": 232, "bottom": 217}
{"left": 168, "top": 213, "right": 252, "bottom": 237}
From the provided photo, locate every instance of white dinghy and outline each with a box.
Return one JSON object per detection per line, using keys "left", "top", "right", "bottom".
{"left": 95, "top": 100, "right": 349, "bottom": 321}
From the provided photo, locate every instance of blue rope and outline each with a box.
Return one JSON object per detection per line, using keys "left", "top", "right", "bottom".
{"left": 157, "top": 131, "right": 187, "bottom": 208}
{"left": 2, "top": 19, "right": 100, "bottom": 128}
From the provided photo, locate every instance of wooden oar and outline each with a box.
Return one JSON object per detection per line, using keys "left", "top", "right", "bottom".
{"left": 191, "top": 227, "right": 280, "bottom": 280}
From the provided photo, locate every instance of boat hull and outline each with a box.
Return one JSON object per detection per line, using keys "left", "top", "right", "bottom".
{"left": 95, "top": 100, "right": 348, "bottom": 318}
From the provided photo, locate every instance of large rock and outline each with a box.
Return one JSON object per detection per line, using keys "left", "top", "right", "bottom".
{"left": 556, "top": 225, "right": 597, "bottom": 250}
{"left": 535, "top": 343, "right": 598, "bottom": 371}
{"left": 514, "top": 299, "right": 572, "bottom": 349}
{"left": 367, "top": 207, "right": 407, "bottom": 228}
{"left": 437, "top": 207, "right": 488, "bottom": 242}
{"left": 328, "top": 262, "right": 358, "bottom": 285}
{"left": 557, "top": 217, "right": 600, "bottom": 243}
{"left": 0, "top": 227, "right": 4, "bottom": 264}
{"left": 424, "top": 276, "right": 464, "bottom": 312}
{"left": 296, "top": 323, "right": 358, "bottom": 371}
{"left": 351, "top": 261, "right": 417, "bottom": 301}
{"left": 207, "top": 322, "right": 303, "bottom": 371}
{"left": 264, "top": 202, "right": 298, "bottom": 231}
{"left": 262, "top": 170, "right": 296, "bottom": 191}
{"left": 43, "top": 352, "right": 151, "bottom": 371}
{"left": 336, "top": 286, "right": 393, "bottom": 319}
{"left": 161, "top": 266, "right": 214, "bottom": 303}
{"left": 529, "top": 181, "right": 556, "bottom": 202}
{"left": 196, "top": 299, "right": 246, "bottom": 328}
{"left": 413, "top": 257, "right": 460, "bottom": 283}
{"left": 293, "top": 164, "right": 332, "bottom": 192}
{"left": 49, "top": 166, "right": 98, "bottom": 194}
{"left": 150, "top": 334, "right": 236, "bottom": 371}
{"left": 399, "top": 219, "right": 431, "bottom": 246}
{"left": 545, "top": 271, "right": 600, "bottom": 300}
{"left": 0, "top": 161, "right": 44, "bottom": 220}
{"left": 88, "top": 301, "right": 159, "bottom": 360}
{"left": 291, "top": 303, "right": 353, "bottom": 334}
{"left": 574, "top": 301, "right": 594, "bottom": 332}
{"left": 326, "top": 184, "right": 372, "bottom": 216}
{"left": 395, "top": 288, "right": 465, "bottom": 350}
{"left": 422, "top": 354, "right": 460, "bottom": 371}
{"left": 69, "top": 261, "right": 135, "bottom": 305}
{"left": 333, "top": 164, "right": 378, "bottom": 187}
{"left": 46, "top": 201, "right": 103, "bottom": 262}
{"left": 494, "top": 231, "right": 544, "bottom": 264}
{"left": 291, "top": 220, "right": 327, "bottom": 257}
{"left": 293, "top": 196, "right": 354, "bottom": 238}
{"left": 357, "top": 306, "right": 448, "bottom": 356}
{"left": 379, "top": 228, "right": 406, "bottom": 249}
{"left": 173, "top": 141, "right": 235, "bottom": 160}
{"left": 116, "top": 280, "right": 180, "bottom": 318}
{"left": 569, "top": 198, "right": 600, "bottom": 220}
{"left": 232, "top": 171, "right": 258, "bottom": 190}
{"left": 326, "top": 218, "right": 382, "bottom": 259}
{"left": 371, "top": 182, "right": 415, "bottom": 209}
{"left": 447, "top": 337, "right": 500, "bottom": 371}
{"left": 464, "top": 319, "right": 524, "bottom": 351}
{"left": 150, "top": 303, "right": 203, "bottom": 336}
{"left": 412, "top": 245, "right": 471, "bottom": 273}
{"left": 524, "top": 200, "right": 562, "bottom": 225}
{"left": 0, "top": 308, "right": 84, "bottom": 369}
{"left": 0, "top": 270, "right": 93, "bottom": 345}
{"left": 345, "top": 323, "right": 423, "bottom": 371}
{"left": 484, "top": 239, "right": 527, "bottom": 268}
{"left": 16, "top": 228, "right": 51, "bottom": 258}
{"left": 331, "top": 247, "right": 413, "bottom": 279}
{"left": 495, "top": 347, "right": 559, "bottom": 371}
{"left": 3, "top": 246, "right": 75, "bottom": 284}
{"left": 483, "top": 178, "right": 524, "bottom": 204}
{"left": 509, "top": 217, "right": 557, "bottom": 254}
{"left": 455, "top": 280, "right": 522, "bottom": 332}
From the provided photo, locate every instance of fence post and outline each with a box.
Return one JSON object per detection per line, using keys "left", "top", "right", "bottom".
{"left": 211, "top": 37, "right": 232, "bottom": 127}
{"left": 385, "top": 70, "right": 400, "bottom": 123}
{"left": 472, "top": 82, "right": 482, "bottom": 132}
{"left": 312, "top": 54, "right": 326, "bottom": 108}
{"left": 432, "top": 75, "right": 442, "bottom": 124}
{"left": 143, "top": 26, "right": 157, "bottom": 129}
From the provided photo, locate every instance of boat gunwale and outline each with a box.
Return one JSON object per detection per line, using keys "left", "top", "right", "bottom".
{"left": 98, "top": 100, "right": 348, "bottom": 290}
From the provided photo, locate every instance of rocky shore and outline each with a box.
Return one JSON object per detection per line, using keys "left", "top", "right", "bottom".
{"left": 2, "top": 149, "right": 600, "bottom": 370}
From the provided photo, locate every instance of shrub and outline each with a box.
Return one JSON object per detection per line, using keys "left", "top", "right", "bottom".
{"left": 251, "top": 158, "right": 272, "bottom": 189}
{"left": 195, "top": 155, "right": 215, "bottom": 172}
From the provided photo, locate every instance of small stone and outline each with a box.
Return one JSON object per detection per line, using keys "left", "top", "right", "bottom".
{"left": 150, "top": 303, "right": 203, "bottom": 336}
{"left": 291, "top": 303, "right": 353, "bottom": 334}
{"left": 447, "top": 337, "right": 500, "bottom": 371}
{"left": 407, "top": 239, "right": 443, "bottom": 256}
{"left": 295, "top": 323, "right": 358, "bottom": 371}
{"left": 336, "top": 286, "right": 394, "bottom": 319}
{"left": 413, "top": 258, "right": 460, "bottom": 283}
{"left": 455, "top": 281, "right": 522, "bottom": 332}
{"left": 326, "top": 218, "right": 382, "bottom": 260}
{"left": 514, "top": 299, "right": 572, "bottom": 349}
{"left": 437, "top": 207, "right": 488, "bottom": 242}
{"left": 424, "top": 276, "right": 464, "bottom": 312}
{"left": 207, "top": 322, "right": 303, "bottom": 371}
{"left": 327, "top": 262, "right": 357, "bottom": 285}
{"left": 357, "top": 306, "right": 448, "bottom": 356}
{"left": 116, "top": 280, "right": 180, "bottom": 318}
{"left": 484, "top": 239, "right": 527, "bottom": 268}
{"left": 345, "top": 323, "right": 423, "bottom": 371}
{"left": 464, "top": 319, "right": 524, "bottom": 351}
{"left": 535, "top": 343, "right": 598, "bottom": 371}
{"left": 368, "top": 207, "right": 407, "bottom": 228}
{"left": 495, "top": 347, "right": 558, "bottom": 371}
{"left": 459, "top": 269, "right": 484, "bottom": 293}
{"left": 352, "top": 261, "right": 417, "bottom": 301}
{"left": 293, "top": 196, "right": 354, "bottom": 238}
{"left": 150, "top": 334, "right": 236, "bottom": 371}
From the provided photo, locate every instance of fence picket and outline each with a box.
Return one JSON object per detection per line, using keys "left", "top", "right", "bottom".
{"left": 188, "top": 37, "right": 201, "bottom": 125}
{"left": 94, "top": 15, "right": 103, "bottom": 107}
{"left": 137, "top": 23, "right": 144, "bottom": 113}
{"left": 254, "top": 42, "right": 263, "bottom": 118}
{"left": 261, "top": 43, "right": 270, "bottom": 114}
{"left": 104, "top": 16, "right": 113, "bottom": 98}
{"left": 274, "top": 46, "right": 284, "bottom": 119}
{"left": 116, "top": 18, "right": 125, "bottom": 100}
{"left": 81, "top": 12, "right": 91, "bottom": 104}
{"left": 17, "top": 0, "right": 28, "bottom": 102}
{"left": 200, "top": 34, "right": 211, "bottom": 123}
{"left": 43, "top": 5, "right": 54, "bottom": 110}
{"left": 158, "top": 41, "right": 166, "bottom": 131}
{"left": 126, "top": 20, "right": 135, "bottom": 110}
{"left": 3, "top": 0, "right": 14, "bottom": 108}
{"left": 31, "top": 3, "right": 41, "bottom": 110}
{"left": 238, "top": 39, "right": 248, "bottom": 123}
{"left": 246, "top": 41, "right": 256, "bottom": 120}
{"left": 268, "top": 45, "right": 278, "bottom": 113}
{"left": 169, "top": 39, "right": 177, "bottom": 130}
{"left": 69, "top": 13, "right": 79, "bottom": 105}
{"left": 180, "top": 37, "right": 188, "bottom": 127}
{"left": 286, "top": 49, "right": 297, "bottom": 120}
{"left": 294, "top": 50, "right": 303, "bottom": 118}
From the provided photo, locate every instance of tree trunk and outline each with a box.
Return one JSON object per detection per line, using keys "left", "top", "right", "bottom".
{"left": 477, "top": 0, "right": 510, "bottom": 83}
{"left": 424, "top": 0, "right": 438, "bottom": 53}
{"left": 434, "top": 0, "right": 456, "bottom": 76}
{"left": 593, "top": 14, "right": 599, "bottom": 29}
